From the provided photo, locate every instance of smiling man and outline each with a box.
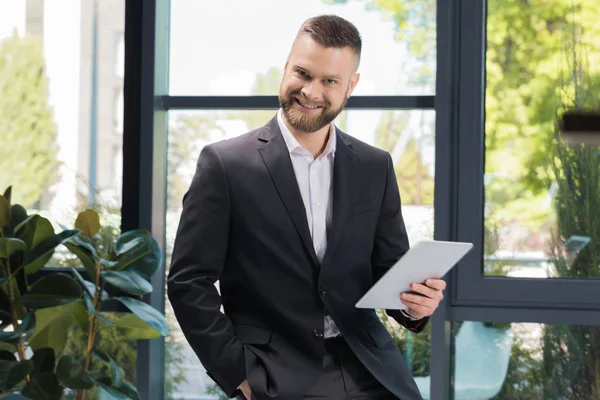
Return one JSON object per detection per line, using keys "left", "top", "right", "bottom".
{"left": 167, "top": 15, "right": 445, "bottom": 400}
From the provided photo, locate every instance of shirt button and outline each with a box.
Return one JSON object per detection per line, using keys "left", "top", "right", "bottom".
{"left": 314, "top": 201, "right": 321, "bottom": 207}
{"left": 314, "top": 329, "right": 324, "bottom": 338}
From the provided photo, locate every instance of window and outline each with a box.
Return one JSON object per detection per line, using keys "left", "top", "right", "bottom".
{"left": 0, "top": 0, "right": 124, "bottom": 230}
{"left": 483, "top": 1, "right": 600, "bottom": 279}
{"left": 114, "top": 30, "right": 125, "bottom": 78}
{"left": 160, "top": 1, "right": 437, "bottom": 398}
{"left": 451, "top": 321, "right": 600, "bottom": 400}
{"left": 114, "top": 87, "right": 124, "bottom": 133}
{"left": 143, "top": 1, "right": 600, "bottom": 399}
{"left": 168, "top": 0, "right": 436, "bottom": 96}
{"left": 451, "top": 0, "right": 600, "bottom": 310}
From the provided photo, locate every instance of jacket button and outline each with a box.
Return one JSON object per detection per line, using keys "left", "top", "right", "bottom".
{"left": 314, "top": 329, "right": 324, "bottom": 338}
{"left": 319, "top": 287, "right": 327, "bottom": 296}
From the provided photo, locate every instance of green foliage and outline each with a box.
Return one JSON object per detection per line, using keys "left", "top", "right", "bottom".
{"left": 0, "top": 190, "right": 169, "bottom": 399}
{"left": 538, "top": 30, "right": 600, "bottom": 398}
{"left": 373, "top": 110, "right": 433, "bottom": 206}
{"left": 378, "top": 310, "right": 431, "bottom": 376}
{"left": 0, "top": 32, "right": 59, "bottom": 208}
{"left": 484, "top": 0, "right": 600, "bottom": 242}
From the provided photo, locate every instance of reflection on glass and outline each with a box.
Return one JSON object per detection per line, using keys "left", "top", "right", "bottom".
{"left": 0, "top": 0, "right": 124, "bottom": 233}
{"left": 164, "top": 109, "right": 435, "bottom": 398}
{"left": 483, "top": 1, "right": 600, "bottom": 278}
{"left": 169, "top": 0, "right": 435, "bottom": 96}
{"left": 450, "top": 321, "right": 600, "bottom": 400}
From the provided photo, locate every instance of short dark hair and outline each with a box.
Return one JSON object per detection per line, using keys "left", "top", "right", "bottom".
{"left": 300, "top": 15, "right": 362, "bottom": 60}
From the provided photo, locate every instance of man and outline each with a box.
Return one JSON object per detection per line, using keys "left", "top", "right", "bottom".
{"left": 167, "top": 15, "right": 446, "bottom": 400}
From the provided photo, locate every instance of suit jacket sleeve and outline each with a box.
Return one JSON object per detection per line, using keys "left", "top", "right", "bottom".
{"left": 167, "top": 144, "right": 246, "bottom": 396}
{"left": 370, "top": 152, "right": 429, "bottom": 333}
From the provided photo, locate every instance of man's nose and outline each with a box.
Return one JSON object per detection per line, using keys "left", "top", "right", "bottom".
{"left": 300, "top": 81, "right": 323, "bottom": 102}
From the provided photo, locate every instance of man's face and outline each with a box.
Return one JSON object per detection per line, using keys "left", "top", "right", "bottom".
{"left": 279, "top": 33, "right": 360, "bottom": 133}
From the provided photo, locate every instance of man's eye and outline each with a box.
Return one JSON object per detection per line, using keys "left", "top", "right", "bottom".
{"left": 325, "top": 79, "right": 337, "bottom": 85}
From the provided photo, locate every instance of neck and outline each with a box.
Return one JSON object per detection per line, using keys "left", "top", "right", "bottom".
{"left": 283, "top": 118, "right": 331, "bottom": 158}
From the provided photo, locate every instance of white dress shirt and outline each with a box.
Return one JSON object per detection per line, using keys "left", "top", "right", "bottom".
{"left": 276, "top": 109, "right": 421, "bottom": 338}
{"left": 276, "top": 109, "right": 341, "bottom": 337}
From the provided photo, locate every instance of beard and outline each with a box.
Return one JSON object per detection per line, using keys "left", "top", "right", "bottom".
{"left": 279, "top": 87, "right": 347, "bottom": 133}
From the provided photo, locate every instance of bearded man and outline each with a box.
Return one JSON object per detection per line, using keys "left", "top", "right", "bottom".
{"left": 168, "top": 14, "right": 445, "bottom": 400}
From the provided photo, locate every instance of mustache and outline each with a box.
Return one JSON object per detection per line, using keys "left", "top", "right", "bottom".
{"left": 285, "top": 91, "right": 328, "bottom": 108}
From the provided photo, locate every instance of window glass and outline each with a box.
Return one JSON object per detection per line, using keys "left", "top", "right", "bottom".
{"left": 452, "top": 321, "right": 600, "bottom": 400}
{"left": 0, "top": 0, "right": 124, "bottom": 235}
{"left": 483, "top": 0, "right": 600, "bottom": 279}
{"left": 169, "top": 0, "right": 436, "bottom": 96}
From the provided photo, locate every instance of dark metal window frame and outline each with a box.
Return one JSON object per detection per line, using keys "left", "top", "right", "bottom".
{"left": 121, "top": 1, "right": 600, "bottom": 399}
{"left": 451, "top": 0, "right": 600, "bottom": 315}
{"left": 433, "top": 1, "right": 600, "bottom": 399}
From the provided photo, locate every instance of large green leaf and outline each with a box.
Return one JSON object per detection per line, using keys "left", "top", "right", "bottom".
{"left": 0, "top": 281, "right": 26, "bottom": 325}
{"left": 83, "top": 292, "right": 113, "bottom": 326}
{"left": 64, "top": 242, "right": 97, "bottom": 282}
{"left": 0, "top": 289, "right": 10, "bottom": 314}
{"left": 115, "top": 297, "right": 169, "bottom": 336}
{"left": 113, "top": 313, "right": 162, "bottom": 340}
{"left": 30, "top": 348, "right": 55, "bottom": 374}
{"left": 0, "top": 358, "right": 33, "bottom": 392}
{"left": 28, "top": 301, "right": 87, "bottom": 356}
{"left": 101, "top": 269, "right": 153, "bottom": 296}
{"left": 21, "top": 274, "right": 82, "bottom": 310}
{"left": 92, "top": 361, "right": 139, "bottom": 400}
{"left": 20, "top": 215, "right": 54, "bottom": 251}
{"left": 0, "top": 312, "right": 35, "bottom": 344}
{"left": 21, "top": 371, "right": 62, "bottom": 400}
{"left": 96, "top": 379, "right": 140, "bottom": 400}
{"left": 0, "top": 344, "right": 15, "bottom": 355}
{"left": 92, "top": 346, "right": 123, "bottom": 389}
{"left": 71, "top": 269, "right": 108, "bottom": 300}
{"left": 74, "top": 209, "right": 101, "bottom": 239}
{"left": 55, "top": 355, "right": 94, "bottom": 390}
{"left": 22, "top": 229, "right": 79, "bottom": 275}
{"left": 113, "top": 230, "right": 162, "bottom": 279}
{"left": 71, "top": 235, "right": 98, "bottom": 258}
{"left": 2, "top": 189, "right": 11, "bottom": 205}
{"left": 21, "top": 348, "right": 62, "bottom": 399}
{"left": 0, "top": 195, "right": 9, "bottom": 231}
{"left": 12, "top": 214, "right": 36, "bottom": 238}
{"left": 0, "top": 238, "right": 27, "bottom": 258}
{"left": 3, "top": 205, "right": 28, "bottom": 237}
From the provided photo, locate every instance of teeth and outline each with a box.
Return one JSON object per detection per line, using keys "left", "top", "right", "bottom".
{"left": 297, "top": 99, "right": 319, "bottom": 109}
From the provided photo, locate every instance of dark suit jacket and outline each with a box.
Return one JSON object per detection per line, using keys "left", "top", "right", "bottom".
{"left": 167, "top": 115, "right": 428, "bottom": 400}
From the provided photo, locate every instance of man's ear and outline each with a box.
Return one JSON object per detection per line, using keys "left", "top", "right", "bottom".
{"left": 347, "top": 73, "right": 360, "bottom": 98}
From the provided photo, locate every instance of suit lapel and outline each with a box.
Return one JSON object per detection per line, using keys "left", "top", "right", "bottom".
{"left": 322, "top": 132, "right": 359, "bottom": 267}
{"left": 258, "top": 118, "right": 320, "bottom": 267}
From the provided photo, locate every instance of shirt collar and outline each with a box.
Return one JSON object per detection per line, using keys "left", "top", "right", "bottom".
{"left": 276, "top": 108, "right": 336, "bottom": 157}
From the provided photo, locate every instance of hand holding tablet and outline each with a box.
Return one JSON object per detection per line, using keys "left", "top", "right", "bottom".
{"left": 356, "top": 240, "right": 473, "bottom": 311}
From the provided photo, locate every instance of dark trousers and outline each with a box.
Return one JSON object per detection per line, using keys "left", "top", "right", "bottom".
{"left": 302, "top": 336, "right": 397, "bottom": 399}
{"left": 237, "top": 336, "right": 397, "bottom": 400}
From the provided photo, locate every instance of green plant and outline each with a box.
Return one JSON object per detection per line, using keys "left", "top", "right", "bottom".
{"left": 0, "top": 186, "right": 169, "bottom": 399}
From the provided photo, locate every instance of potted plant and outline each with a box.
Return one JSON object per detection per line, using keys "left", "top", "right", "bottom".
{"left": 0, "top": 186, "right": 169, "bottom": 399}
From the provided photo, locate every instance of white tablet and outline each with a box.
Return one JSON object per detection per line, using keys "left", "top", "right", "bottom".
{"left": 355, "top": 240, "right": 473, "bottom": 310}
